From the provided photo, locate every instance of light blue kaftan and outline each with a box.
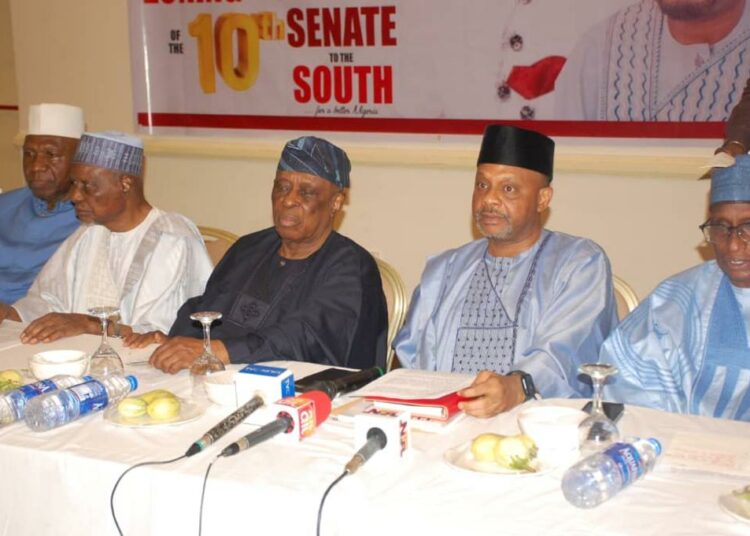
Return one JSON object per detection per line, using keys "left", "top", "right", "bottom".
{"left": 602, "top": 261, "right": 750, "bottom": 421}
{"left": 393, "top": 230, "right": 618, "bottom": 398}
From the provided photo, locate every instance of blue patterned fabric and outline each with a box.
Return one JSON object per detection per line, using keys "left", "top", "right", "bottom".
{"left": 277, "top": 136, "right": 351, "bottom": 188}
{"left": 73, "top": 132, "right": 144, "bottom": 177}
{"left": 394, "top": 230, "right": 618, "bottom": 398}
{"left": 711, "top": 155, "right": 750, "bottom": 205}
{"left": 0, "top": 187, "right": 79, "bottom": 303}
{"left": 602, "top": 262, "right": 750, "bottom": 421}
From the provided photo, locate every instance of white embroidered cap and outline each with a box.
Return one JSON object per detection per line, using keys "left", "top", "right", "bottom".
{"left": 27, "top": 103, "right": 85, "bottom": 139}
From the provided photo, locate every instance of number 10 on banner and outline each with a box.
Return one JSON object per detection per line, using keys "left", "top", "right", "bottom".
{"left": 189, "top": 12, "right": 284, "bottom": 94}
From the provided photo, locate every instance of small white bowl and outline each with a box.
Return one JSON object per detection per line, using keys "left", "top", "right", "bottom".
{"left": 517, "top": 405, "right": 588, "bottom": 454}
{"left": 204, "top": 370, "right": 238, "bottom": 406}
{"left": 30, "top": 350, "right": 88, "bottom": 380}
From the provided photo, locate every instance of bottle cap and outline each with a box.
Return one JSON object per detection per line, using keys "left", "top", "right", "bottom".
{"left": 126, "top": 375, "right": 138, "bottom": 391}
{"left": 646, "top": 437, "right": 662, "bottom": 455}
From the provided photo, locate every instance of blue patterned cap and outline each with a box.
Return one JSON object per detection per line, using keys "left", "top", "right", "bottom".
{"left": 711, "top": 155, "right": 750, "bottom": 205}
{"left": 277, "top": 136, "right": 350, "bottom": 188}
{"left": 72, "top": 131, "right": 144, "bottom": 177}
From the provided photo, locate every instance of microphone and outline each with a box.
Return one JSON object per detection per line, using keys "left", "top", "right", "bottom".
{"left": 185, "top": 395, "right": 265, "bottom": 457}
{"left": 220, "top": 390, "right": 331, "bottom": 458}
{"left": 345, "top": 427, "right": 387, "bottom": 474}
{"left": 297, "top": 366, "right": 385, "bottom": 399}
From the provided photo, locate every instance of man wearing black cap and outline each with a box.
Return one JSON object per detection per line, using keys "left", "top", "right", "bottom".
{"left": 394, "top": 125, "right": 618, "bottom": 417}
{"left": 139, "top": 136, "right": 388, "bottom": 372}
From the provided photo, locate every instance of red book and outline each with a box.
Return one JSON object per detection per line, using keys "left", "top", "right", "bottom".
{"left": 365, "top": 391, "right": 467, "bottom": 421}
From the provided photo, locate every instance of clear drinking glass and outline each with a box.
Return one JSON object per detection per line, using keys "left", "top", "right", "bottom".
{"left": 578, "top": 363, "right": 620, "bottom": 453}
{"left": 88, "top": 306, "right": 124, "bottom": 377}
{"left": 189, "top": 311, "right": 225, "bottom": 401}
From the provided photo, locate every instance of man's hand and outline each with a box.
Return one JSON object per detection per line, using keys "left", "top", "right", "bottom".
{"left": 457, "top": 370, "right": 526, "bottom": 418}
{"left": 123, "top": 330, "right": 166, "bottom": 349}
{"left": 149, "top": 336, "right": 229, "bottom": 374}
{"left": 0, "top": 303, "right": 21, "bottom": 325}
{"left": 20, "top": 313, "right": 98, "bottom": 344}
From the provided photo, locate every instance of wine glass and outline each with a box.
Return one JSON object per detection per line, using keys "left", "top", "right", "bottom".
{"left": 88, "top": 306, "right": 124, "bottom": 377}
{"left": 189, "top": 311, "right": 225, "bottom": 401}
{"left": 578, "top": 363, "right": 620, "bottom": 453}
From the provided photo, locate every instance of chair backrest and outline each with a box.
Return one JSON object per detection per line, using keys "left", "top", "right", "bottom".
{"left": 613, "top": 275, "right": 639, "bottom": 320}
{"left": 374, "top": 256, "right": 408, "bottom": 371}
{"left": 199, "top": 226, "right": 240, "bottom": 266}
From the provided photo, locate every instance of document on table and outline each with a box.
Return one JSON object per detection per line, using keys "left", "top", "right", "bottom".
{"left": 350, "top": 368, "right": 474, "bottom": 399}
{"left": 663, "top": 433, "right": 750, "bottom": 478}
{"left": 0, "top": 322, "right": 24, "bottom": 351}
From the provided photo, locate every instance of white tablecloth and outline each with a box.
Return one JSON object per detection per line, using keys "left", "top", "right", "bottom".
{"left": 0, "top": 323, "right": 748, "bottom": 535}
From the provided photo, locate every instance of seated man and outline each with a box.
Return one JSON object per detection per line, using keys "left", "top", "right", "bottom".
{"left": 393, "top": 125, "right": 618, "bottom": 418}
{"left": 602, "top": 156, "right": 750, "bottom": 421}
{"left": 143, "top": 136, "right": 388, "bottom": 372}
{"left": 0, "top": 104, "right": 84, "bottom": 303}
{"left": 0, "top": 131, "right": 213, "bottom": 342}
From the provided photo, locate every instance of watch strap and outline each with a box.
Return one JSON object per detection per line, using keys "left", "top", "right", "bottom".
{"left": 508, "top": 370, "right": 537, "bottom": 401}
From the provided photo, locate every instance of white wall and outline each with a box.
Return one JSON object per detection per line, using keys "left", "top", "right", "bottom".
{"left": 0, "top": 0, "right": 18, "bottom": 192}
{"left": 7, "top": 0, "right": 717, "bottom": 300}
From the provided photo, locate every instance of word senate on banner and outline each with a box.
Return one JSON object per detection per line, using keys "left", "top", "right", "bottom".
{"left": 129, "top": 0, "right": 745, "bottom": 138}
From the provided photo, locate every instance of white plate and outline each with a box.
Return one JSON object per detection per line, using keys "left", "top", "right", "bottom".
{"left": 719, "top": 488, "right": 750, "bottom": 524}
{"left": 103, "top": 398, "right": 205, "bottom": 428}
{"left": 443, "top": 441, "right": 554, "bottom": 476}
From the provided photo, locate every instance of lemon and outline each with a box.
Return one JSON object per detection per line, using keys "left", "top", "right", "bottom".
{"left": 139, "top": 389, "right": 176, "bottom": 404}
{"left": 470, "top": 433, "right": 504, "bottom": 462}
{"left": 117, "top": 397, "right": 148, "bottom": 418}
{"left": 0, "top": 369, "right": 23, "bottom": 383}
{"left": 147, "top": 396, "right": 181, "bottom": 421}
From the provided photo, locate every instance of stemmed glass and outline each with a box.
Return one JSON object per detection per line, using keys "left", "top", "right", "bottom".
{"left": 88, "top": 306, "right": 124, "bottom": 377}
{"left": 189, "top": 311, "right": 225, "bottom": 401}
{"left": 578, "top": 363, "right": 620, "bottom": 453}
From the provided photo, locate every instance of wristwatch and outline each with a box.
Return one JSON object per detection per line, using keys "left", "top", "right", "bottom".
{"left": 508, "top": 370, "right": 537, "bottom": 401}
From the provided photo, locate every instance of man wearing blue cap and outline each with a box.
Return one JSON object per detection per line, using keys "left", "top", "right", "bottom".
{"left": 142, "top": 136, "right": 388, "bottom": 372}
{"left": 394, "top": 125, "right": 617, "bottom": 417}
{"left": 1, "top": 131, "right": 213, "bottom": 342}
{"left": 602, "top": 156, "right": 750, "bottom": 421}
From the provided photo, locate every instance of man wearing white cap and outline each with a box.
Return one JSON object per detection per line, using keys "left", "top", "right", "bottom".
{"left": 0, "top": 103, "right": 84, "bottom": 303}
{"left": 0, "top": 131, "right": 213, "bottom": 342}
{"left": 602, "top": 156, "right": 750, "bottom": 421}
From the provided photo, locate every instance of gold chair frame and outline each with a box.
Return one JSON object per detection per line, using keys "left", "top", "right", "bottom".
{"left": 374, "top": 257, "right": 408, "bottom": 371}
{"left": 198, "top": 226, "right": 240, "bottom": 265}
{"left": 613, "top": 275, "right": 639, "bottom": 319}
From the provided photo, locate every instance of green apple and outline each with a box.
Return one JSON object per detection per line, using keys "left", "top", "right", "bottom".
{"left": 470, "top": 433, "right": 504, "bottom": 462}
{"left": 147, "top": 396, "right": 181, "bottom": 421}
{"left": 494, "top": 434, "right": 538, "bottom": 472}
{"left": 139, "top": 389, "right": 176, "bottom": 404}
{"left": 117, "top": 397, "right": 148, "bottom": 418}
{"left": 0, "top": 369, "right": 23, "bottom": 383}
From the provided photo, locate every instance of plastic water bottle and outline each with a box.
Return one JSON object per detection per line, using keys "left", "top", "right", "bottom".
{"left": 24, "top": 374, "right": 138, "bottom": 432}
{"left": 0, "top": 375, "right": 91, "bottom": 425}
{"left": 561, "top": 437, "right": 662, "bottom": 508}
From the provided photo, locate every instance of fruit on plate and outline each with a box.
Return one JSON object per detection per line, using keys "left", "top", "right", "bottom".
{"left": 117, "top": 397, "right": 148, "bottom": 418}
{"left": 494, "top": 434, "right": 538, "bottom": 472}
{"left": 471, "top": 433, "right": 504, "bottom": 462}
{"left": 146, "top": 396, "right": 181, "bottom": 421}
{"left": 140, "top": 389, "right": 176, "bottom": 404}
{"left": 0, "top": 369, "right": 23, "bottom": 383}
{"left": 733, "top": 485, "right": 750, "bottom": 502}
{"left": 0, "top": 369, "right": 24, "bottom": 393}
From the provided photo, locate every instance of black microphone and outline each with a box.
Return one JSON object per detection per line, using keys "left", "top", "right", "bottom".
{"left": 220, "top": 391, "right": 332, "bottom": 458}
{"left": 344, "top": 427, "right": 388, "bottom": 474}
{"left": 297, "top": 366, "right": 385, "bottom": 399}
{"left": 185, "top": 395, "right": 264, "bottom": 457}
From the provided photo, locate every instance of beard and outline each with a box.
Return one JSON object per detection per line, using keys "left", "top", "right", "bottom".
{"left": 474, "top": 209, "right": 514, "bottom": 240}
{"left": 655, "top": 0, "right": 729, "bottom": 20}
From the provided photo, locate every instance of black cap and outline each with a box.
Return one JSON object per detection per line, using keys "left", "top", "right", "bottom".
{"left": 477, "top": 124, "right": 555, "bottom": 181}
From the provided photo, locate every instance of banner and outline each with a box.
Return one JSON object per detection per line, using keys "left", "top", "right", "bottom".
{"left": 129, "top": 0, "right": 750, "bottom": 138}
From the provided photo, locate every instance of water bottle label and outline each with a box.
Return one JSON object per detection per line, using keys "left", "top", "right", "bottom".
{"left": 6, "top": 380, "right": 59, "bottom": 414}
{"left": 68, "top": 381, "right": 109, "bottom": 416}
{"left": 603, "top": 442, "right": 644, "bottom": 485}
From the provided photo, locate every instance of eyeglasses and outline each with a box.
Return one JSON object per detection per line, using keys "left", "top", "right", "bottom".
{"left": 699, "top": 221, "right": 750, "bottom": 244}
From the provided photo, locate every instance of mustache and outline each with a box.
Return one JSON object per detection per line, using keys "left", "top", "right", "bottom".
{"left": 474, "top": 208, "right": 510, "bottom": 222}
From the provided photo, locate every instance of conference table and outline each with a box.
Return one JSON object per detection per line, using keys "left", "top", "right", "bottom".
{"left": 0, "top": 322, "right": 749, "bottom": 536}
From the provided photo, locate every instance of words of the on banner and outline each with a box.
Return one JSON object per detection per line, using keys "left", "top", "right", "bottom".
{"left": 182, "top": 6, "right": 396, "bottom": 106}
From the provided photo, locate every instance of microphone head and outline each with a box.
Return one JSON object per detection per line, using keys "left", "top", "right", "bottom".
{"left": 299, "top": 390, "right": 332, "bottom": 426}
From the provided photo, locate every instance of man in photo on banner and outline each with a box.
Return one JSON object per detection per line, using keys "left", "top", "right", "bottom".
{"left": 0, "top": 132, "right": 213, "bottom": 342}
{"left": 601, "top": 156, "right": 750, "bottom": 421}
{"left": 0, "top": 104, "right": 84, "bottom": 303}
{"left": 131, "top": 136, "right": 388, "bottom": 373}
{"left": 393, "top": 125, "right": 618, "bottom": 418}
{"left": 555, "top": 0, "right": 750, "bottom": 121}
